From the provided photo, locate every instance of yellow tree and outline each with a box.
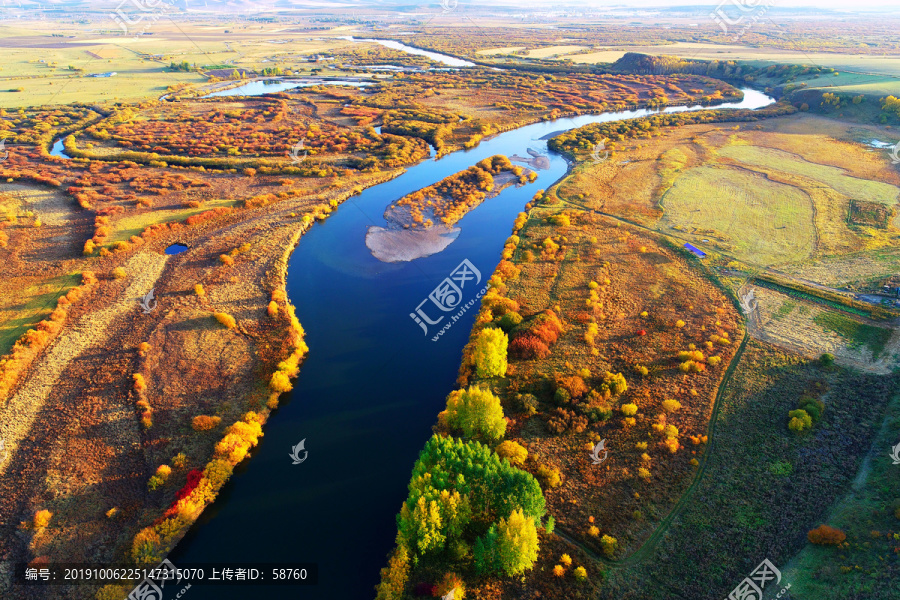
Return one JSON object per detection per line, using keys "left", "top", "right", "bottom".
{"left": 494, "top": 509, "right": 540, "bottom": 576}
{"left": 444, "top": 385, "right": 507, "bottom": 441}
{"left": 474, "top": 327, "right": 508, "bottom": 378}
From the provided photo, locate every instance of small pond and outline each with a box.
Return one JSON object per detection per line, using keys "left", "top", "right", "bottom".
{"left": 165, "top": 243, "right": 189, "bottom": 255}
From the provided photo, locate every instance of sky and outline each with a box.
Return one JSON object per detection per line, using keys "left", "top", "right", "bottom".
{"left": 530, "top": 0, "right": 900, "bottom": 9}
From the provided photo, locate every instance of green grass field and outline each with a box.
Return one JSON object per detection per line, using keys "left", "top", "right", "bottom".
{"left": 718, "top": 145, "right": 900, "bottom": 205}
{"left": 812, "top": 311, "right": 894, "bottom": 359}
{"left": 658, "top": 165, "right": 816, "bottom": 266}
{"left": 0, "top": 273, "right": 79, "bottom": 356}
{"left": 0, "top": 22, "right": 361, "bottom": 108}
{"left": 111, "top": 197, "right": 237, "bottom": 243}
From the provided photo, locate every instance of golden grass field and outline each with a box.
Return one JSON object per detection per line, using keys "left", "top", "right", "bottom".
{"left": 554, "top": 112, "right": 900, "bottom": 374}
{"left": 0, "top": 184, "right": 83, "bottom": 354}
{"left": 658, "top": 165, "right": 816, "bottom": 266}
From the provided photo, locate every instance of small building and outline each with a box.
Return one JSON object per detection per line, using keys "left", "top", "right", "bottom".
{"left": 91, "top": 72, "right": 117, "bottom": 78}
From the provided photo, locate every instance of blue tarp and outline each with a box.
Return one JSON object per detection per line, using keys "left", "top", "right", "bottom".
{"left": 684, "top": 243, "right": 706, "bottom": 258}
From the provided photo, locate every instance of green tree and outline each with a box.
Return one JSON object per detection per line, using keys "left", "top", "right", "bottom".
{"left": 444, "top": 385, "right": 507, "bottom": 441}
{"left": 474, "top": 509, "right": 539, "bottom": 576}
{"left": 474, "top": 327, "right": 508, "bottom": 378}
{"left": 788, "top": 409, "right": 812, "bottom": 432}
{"left": 399, "top": 435, "right": 545, "bottom": 559}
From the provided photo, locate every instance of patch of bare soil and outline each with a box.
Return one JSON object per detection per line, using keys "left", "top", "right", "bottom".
{"left": 744, "top": 284, "right": 900, "bottom": 374}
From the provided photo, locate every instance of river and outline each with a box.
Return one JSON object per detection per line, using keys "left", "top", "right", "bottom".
{"left": 165, "top": 85, "right": 774, "bottom": 599}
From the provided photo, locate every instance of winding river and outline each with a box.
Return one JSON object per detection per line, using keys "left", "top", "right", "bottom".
{"left": 41, "top": 45, "right": 772, "bottom": 596}
{"left": 164, "top": 82, "right": 773, "bottom": 599}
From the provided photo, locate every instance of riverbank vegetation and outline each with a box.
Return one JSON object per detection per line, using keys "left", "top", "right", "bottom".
{"left": 384, "top": 155, "right": 533, "bottom": 228}
{"left": 379, "top": 96, "right": 900, "bottom": 598}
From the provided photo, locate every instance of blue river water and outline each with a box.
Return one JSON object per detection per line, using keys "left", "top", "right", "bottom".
{"left": 166, "top": 87, "right": 773, "bottom": 600}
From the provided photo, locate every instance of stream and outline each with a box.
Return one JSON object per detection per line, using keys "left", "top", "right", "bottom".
{"left": 165, "top": 86, "right": 774, "bottom": 599}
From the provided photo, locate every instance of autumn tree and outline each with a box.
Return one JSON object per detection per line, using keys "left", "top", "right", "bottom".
{"left": 442, "top": 385, "right": 507, "bottom": 441}
{"left": 808, "top": 524, "right": 846, "bottom": 545}
{"left": 473, "top": 327, "right": 508, "bottom": 378}
{"left": 474, "top": 509, "right": 539, "bottom": 576}
{"left": 375, "top": 546, "right": 409, "bottom": 600}
{"left": 495, "top": 440, "right": 528, "bottom": 467}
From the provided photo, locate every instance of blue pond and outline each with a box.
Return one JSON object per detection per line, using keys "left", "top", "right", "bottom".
{"left": 165, "top": 243, "right": 189, "bottom": 255}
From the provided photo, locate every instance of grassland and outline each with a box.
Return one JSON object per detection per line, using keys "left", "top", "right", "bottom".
{"left": 553, "top": 41, "right": 900, "bottom": 85}
{"left": 811, "top": 311, "right": 895, "bottom": 359}
{"left": 110, "top": 197, "right": 238, "bottom": 242}
{"left": 658, "top": 165, "right": 816, "bottom": 266}
{"left": 555, "top": 113, "right": 900, "bottom": 284}
{"left": 0, "top": 22, "right": 370, "bottom": 107}
{"left": 0, "top": 273, "right": 79, "bottom": 356}
{"left": 782, "top": 386, "right": 900, "bottom": 599}
{"left": 600, "top": 341, "right": 899, "bottom": 600}
{"left": 718, "top": 145, "right": 900, "bottom": 206}
{"left": 747, "top": 285, "right": 899, "bottom": 373}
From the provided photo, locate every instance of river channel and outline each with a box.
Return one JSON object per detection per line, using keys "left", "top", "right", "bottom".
{"left": 165, "top": 80, "right": 773, "bottom": 599}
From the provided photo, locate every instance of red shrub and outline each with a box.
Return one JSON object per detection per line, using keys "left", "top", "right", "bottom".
{"left": 509, "top": 335, "right": 551, "bottom": 360}
{"left": 807, "top": 524, "right": 846, "bottom": 545}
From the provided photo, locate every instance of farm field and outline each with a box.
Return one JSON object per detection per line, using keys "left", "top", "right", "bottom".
{"left": 554, "top": 41, "right": 900, "bottom": 78}
{"left": 0, "top": 22, "right": 379, "bottom": 107}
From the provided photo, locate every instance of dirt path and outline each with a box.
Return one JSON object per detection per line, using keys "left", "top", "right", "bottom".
{"left": 0, "top": 251, "right": 167, "bottom": 479}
